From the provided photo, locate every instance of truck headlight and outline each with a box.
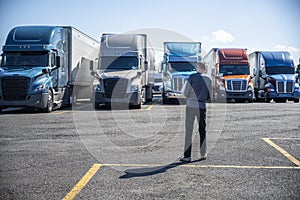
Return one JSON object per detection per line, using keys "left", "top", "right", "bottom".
{"left": 94, "top": 85, "right": 102, "bottom": 92}
{"left": 266, "top": 88, "right": 275, "bottom": 92}
{"left": 34, "top": 84, "right": 46, "bottom": 92}
{"left": 130, "top": 85, "right": 139, "bottom": 91}
{"left": 219, "top": 85, "right": 225, "bottom": 91}
{"left": 247, "top": 85, "right": 253, "bottom": 91}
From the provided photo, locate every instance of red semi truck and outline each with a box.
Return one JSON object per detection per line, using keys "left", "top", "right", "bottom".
{"left": 203, "top": 48, "right": 254, "bottom": 102}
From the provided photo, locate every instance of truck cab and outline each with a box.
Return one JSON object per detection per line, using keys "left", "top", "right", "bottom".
{"left": 204, "top": 48, "right": 254, "bottom": 103}
{"left": 249, "top": 51, "right": 300, "bottom": 103}
{"left": 91, "top": 33, "right": 155, "bottom": 109}
{"left": 161, "top": 42, "right": 201, "bottom": 104}
{"left": 0, "top": 26, "right": 64, "bottom": 112}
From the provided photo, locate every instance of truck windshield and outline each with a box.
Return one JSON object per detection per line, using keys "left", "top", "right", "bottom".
{"left": 2, "top": 52, "right": 49, "bottom": 68}
{"left": 169, "top": 62, "right": 196, "bottom": 72}
{"left": 219, "top": 65, "right": 250, "bottom": 75}
{"left": 266, "top": 66, "right": 295, "bottom": 75}
{"left": 99, "top": 56, "right": 138, "bottom": 70}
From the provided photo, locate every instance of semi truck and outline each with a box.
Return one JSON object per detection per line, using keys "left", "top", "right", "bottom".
{"left": 203, "top": 48, "right": 254, "bottom": 102}
{"left": 91, "top": 33, "right": 155, "bottom": 109}
{"left": 0, "top": 25, "right": 99, "bottom": 112}
{"left": 249, "top": 51, "right": 300, "bottom": 103}
{"left": 161, "top": 42, "right": 201, "bottom": 104}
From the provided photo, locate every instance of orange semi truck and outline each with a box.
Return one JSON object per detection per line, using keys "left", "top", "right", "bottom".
{"left": 203, "top": 48, "right": 254, "bottom": 102}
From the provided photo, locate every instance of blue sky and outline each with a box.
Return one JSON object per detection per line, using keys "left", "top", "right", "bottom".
{"left": 1, "top": 0, "right": 300, "bottom": 64}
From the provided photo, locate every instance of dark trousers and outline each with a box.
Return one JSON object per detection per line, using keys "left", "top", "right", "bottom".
{"left": 184, "top": 106, "right": 206, "bottom": 158}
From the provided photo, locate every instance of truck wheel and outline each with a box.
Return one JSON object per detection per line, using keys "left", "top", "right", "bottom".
{"left": 142, "top": 88, "right": 146, "bottom": 104}
{"left": 294, "top": 99, "right": 299, "bottom": 103}
{"left": 43, "top": 90, "right": 53, "bottom": 113}
{"left": 146, "top": 86, "right": 153, "bottom": 102}
{"left": 162, "top": 97, "right": 168, "bottom": 104}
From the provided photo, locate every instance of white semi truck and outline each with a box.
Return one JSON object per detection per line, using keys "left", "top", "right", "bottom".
{"left": 91, "top": 33, "right": 155, "bottom": 109}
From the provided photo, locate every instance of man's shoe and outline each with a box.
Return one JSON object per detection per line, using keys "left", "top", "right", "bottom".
{"left": 200, "top": 154, "right": 207, "bottom": 160}
{"left": 179, "top": 157, "right": 192, "bottom": 162}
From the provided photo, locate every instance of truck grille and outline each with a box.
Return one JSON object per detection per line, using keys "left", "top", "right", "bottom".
{"left": 103, "top": 78, "right": 128, "bottom": 98}
{"left": 226, "top": 79, "right": 247, "bottom": 92}
{"left": 1, "top": 77, "right": 30, "bottom": 101}
{"left": 173, "top": 78, "right": 186, "bottom": 92}
{"left": 276, "top": 81, "right": 293, "bottom": 93}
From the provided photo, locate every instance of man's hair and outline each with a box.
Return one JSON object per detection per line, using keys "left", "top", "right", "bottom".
{"left": 196, "top": 62, "right": 206, "bottom": 70}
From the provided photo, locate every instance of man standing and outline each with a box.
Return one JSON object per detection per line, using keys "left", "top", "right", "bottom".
{"left": 180, "top": 62, "right": 212, "bottom": 162}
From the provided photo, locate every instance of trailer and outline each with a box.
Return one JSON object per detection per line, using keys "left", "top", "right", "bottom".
{"left": 0, "top": 25, "right": 99, "bottom": 112}
{"left": 203, "top": 48, "right": 254, "bottom": 102}
{"left": 161, "top": 42, "right": 201, "bottom": 104}
{"left": 249, "top": 51, "right": 300, "bottom": 103}
{"left": 91, "top": 33, "right": 155, "bottom": 109}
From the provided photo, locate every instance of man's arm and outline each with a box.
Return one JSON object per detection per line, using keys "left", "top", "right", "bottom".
{"left": 183, "top": 77, "right": 192, "bottom": 97}
{"left": 206, "top": 78, "right": 213, "bottom": 103}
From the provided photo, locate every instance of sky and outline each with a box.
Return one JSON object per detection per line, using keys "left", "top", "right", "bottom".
{"left": 0, "top": 0, "right": 300, "bottom": 64}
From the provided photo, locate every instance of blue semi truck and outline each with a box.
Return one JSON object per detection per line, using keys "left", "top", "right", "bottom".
{"left": 0, "top": 25, "right": 99, "bottom": 112}
{"left": 249, "top": 51, "right": 300, "bottom": 103}
{"left": 161, "top": 42, "right": 201, "bottom": 104}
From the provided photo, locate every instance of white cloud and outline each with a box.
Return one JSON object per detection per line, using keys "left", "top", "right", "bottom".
{"left": 211, "top": 30, "right": 235, "bottom": 43}
{"left": 274, "top": 44, "right": 300, "bottom": 52}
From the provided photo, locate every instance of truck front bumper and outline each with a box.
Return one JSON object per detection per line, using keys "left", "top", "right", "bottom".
{"left": 94, "top": 91, "right": 141, "bottom": 105}
{"left": 0, "top": 93, "right": 48, "bottom": 109}
{"left": 266, "top": 91, "right": 300, "bottom": 100}
{"left": 216, "top": 90, "right": 253, "bottom": 100}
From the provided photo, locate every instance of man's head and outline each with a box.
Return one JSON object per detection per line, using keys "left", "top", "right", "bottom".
{"left": 196, "top": 62, "right": 207, "bottom": 73}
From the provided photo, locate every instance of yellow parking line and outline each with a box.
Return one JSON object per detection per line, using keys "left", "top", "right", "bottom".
{"left": 63, "top": 161, "right": 299, "bottom": 199}
{"left": 145, "top": 99, "right": 161, "bottom": 111}
{"left": 53, "top": 110, "right": 72, "bottom": 115}
{"left": 62, "top": 164, "right": 102, "bottom": 200}
{"left": 267, "top": 138, "right": 300, "bottom": 140}
{"left": 262, "top": 138, "right": 300, "bottom": 167}
{"left": 146, "top": 104, "right": 154, "bottom": 111}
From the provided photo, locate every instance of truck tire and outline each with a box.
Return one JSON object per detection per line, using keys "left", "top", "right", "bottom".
{"left": 146, "top": 86, "right": 153, "bottom": 102}
{"left": 43, "top": 90, "right": 53, "bottom": 113}
{"left": 142, "top": 88, "right": 146, "bottom": 104}
{"left": 294, "top": 99, "right": 299, "bottom": 103}
{"left": 265, "top": 98, "right": 271, "bottom": 103}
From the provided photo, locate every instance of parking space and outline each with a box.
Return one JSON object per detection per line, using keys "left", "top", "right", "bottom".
{"left": 1, "top": 102, "right": 299, "bottom": 199}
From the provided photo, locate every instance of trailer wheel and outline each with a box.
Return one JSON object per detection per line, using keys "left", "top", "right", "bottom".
{"left": 43, "top": 90, "right": 53, "bottom": 113}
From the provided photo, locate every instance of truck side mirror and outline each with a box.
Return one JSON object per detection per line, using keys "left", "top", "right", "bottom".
{"left": 258, "top": 69, "right": 262, "bottom": 77}
{"left": 89, "top": 60, "right": 94, "bottom": 71}
{"left": 42, "top": 68, "right": 50, "bottom": 74}
{"left": 56, "top": 56, "right": 61, "bottom": 67}
{"left": 144, "top": 60, "right": 148, "bottom": 71}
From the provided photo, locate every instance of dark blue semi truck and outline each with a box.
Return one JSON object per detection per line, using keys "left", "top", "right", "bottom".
{"left": 0, "top": 26, "right": 99, "bottom": 112}
{"left": 249, "top": 51, "right": 300, "bottom": 103}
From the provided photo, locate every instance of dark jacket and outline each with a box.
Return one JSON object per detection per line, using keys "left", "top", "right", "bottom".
{"left": 184, "top": 72, "right": 212, "bottom": 109}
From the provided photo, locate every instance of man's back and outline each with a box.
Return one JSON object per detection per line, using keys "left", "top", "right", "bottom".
{"left": 184, "top": 72, "right": 212, "bottom": 109}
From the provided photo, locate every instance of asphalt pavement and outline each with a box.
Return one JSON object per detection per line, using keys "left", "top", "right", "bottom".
{"left": 0, "top": 97, "right": 299, "bottom": 199}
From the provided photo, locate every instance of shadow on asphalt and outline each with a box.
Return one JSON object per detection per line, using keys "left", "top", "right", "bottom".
{"left": 119, "top": 159, "right": 206, "bottom": 179}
